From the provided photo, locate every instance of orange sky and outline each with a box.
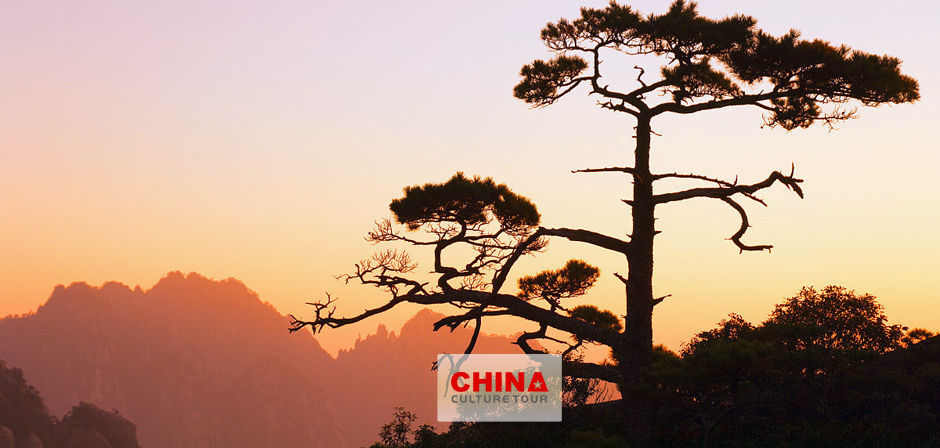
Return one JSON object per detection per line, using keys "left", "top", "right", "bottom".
{"left": 2, "top": 0, "right": 938, "bottom": 356}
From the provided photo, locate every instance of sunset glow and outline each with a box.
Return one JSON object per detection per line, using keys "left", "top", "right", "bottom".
{"left": 2, "top": 0, "right": 938, "bottom": 357}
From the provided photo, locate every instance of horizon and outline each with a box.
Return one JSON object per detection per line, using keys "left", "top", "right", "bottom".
{"left": 2, "top": 0, "right": 939, "bottom": 358}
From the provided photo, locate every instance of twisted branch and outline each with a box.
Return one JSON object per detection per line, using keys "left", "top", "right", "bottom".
{"left": 721, "top": 197, "right": 773, "bottom": 253}
{"left": 654, "top": 165, "right": 804, "bottom": 204}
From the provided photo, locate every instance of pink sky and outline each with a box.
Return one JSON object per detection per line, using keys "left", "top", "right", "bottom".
{"left": 2, "top": 0, "right": 938, "bottom": 355}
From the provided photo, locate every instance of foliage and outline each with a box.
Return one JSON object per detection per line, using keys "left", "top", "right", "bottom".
{"left": 681, "top": 313, "right": 756, "bottom": 355}
{"left": 568, "top": 306, "right": 622, "bottom": 344}
{"left": 641, "top": 286, "right": 934, "bottom": 446}
{"left": 374, "top": 287, "right": 940, "bottom": 446}
{"left": 514, "top": 0, "right": 918, "bottom": 129}
{"left": 766, "top": 286, "right": 904, "bottom": 354}
{"left": 517, "top": 260, "right": 600, "bottom": 306}
{"left": 561, "top": 352, "right": 604, "bottom": 409}
{"left": 390, "top": 172, "right": 540, "bottom": 235}
{"left": 683, "top": 286, "right": 906, "bottom": 373}
{"left": 901, "top": 327, "right": 937, "bottom": 348}
{"left": 379, "top": 407, "right": 419, "bottom": 448}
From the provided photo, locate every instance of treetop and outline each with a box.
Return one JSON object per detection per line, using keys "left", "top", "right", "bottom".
{"left": 389, "top": 172, "right": 541, "bottom": 235}
{"left": 515, "top": 0, "right": 919, "bottom": 129}
{"left": 517, "top": 259, "right": 601, "bottom": 304}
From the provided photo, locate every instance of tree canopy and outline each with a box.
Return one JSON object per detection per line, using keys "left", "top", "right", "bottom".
{"left": 514, "top": 0, "right": 918, "bottom": 129}
{"left": 389, "top": 172, "right": 540, "bottom": 235}
{"left": 684, "top": 286, "right": 906, "bottom": 370}
{"left": 764, "top": 285, "right": 905, "bottom": 355}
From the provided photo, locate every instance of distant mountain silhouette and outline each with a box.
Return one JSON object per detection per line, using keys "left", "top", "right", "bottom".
{"left": 0, "top": 272, "right": 346, "bottom": 448}
{"left": 0, "top": 272, "right": 528, "bottom": 448}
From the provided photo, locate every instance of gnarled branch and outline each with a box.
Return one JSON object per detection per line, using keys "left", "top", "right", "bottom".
{"left": 654, "top": 165, "right": 804, "bottom": 204}
{"left": 652, "top": 172, "right": 764, "bottom": 205}
{"left": 721, "top": 197, "right": 773, "bottom": 253}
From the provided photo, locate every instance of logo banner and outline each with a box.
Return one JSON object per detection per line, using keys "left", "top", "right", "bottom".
{"left": 436, "top": 354, "right": 562, "bottom": 422}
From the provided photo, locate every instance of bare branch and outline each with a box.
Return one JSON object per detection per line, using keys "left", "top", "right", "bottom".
{"left": 588, "top": 48, "right": 647, "bottom": 114}
{"left": 613, "top": 272, "right": 628, "bottom": 286}
{"left": 634, "top": 65, "right": 646, "bottom": 87}
{"left": 490, "top": 230, "right": 550, "bottom": 294}
{"left": 652, "top": 172, "right": 765, "bottom": 205}
{"left": 367, "top": 218, "right": 439, "bottom": 245}
{"left": 541, "top": 227, "right": 631, "bottom": 255}
{"left": 655, "top": 166, "right": 804, "bottom": 205}
{"left": 653, "top": 294, "right": 671, "bottom": 307}
{"left": 289, "top": 293, "right": 405, "bottom": 335}
{"left": 573, "top": 166, "right": 636, "bottom": 175}
{"left": 462, "top": 317, "right": 482, "bottom": 355}
{"left": 515, "top": 323, "right": 551, "bottom": 355}
{"left": 296, "top": 285, "right": 623, "bottom": 348}
{"left": 721, "top": 197, "right": 774, "bottom": 253}
{"left": 548, "top": 77, "right": 593, "bottom": 105}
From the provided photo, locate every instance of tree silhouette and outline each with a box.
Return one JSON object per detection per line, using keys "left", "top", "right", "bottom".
{"left": 900, "top": 327, "right": 937, "bottom": 348}
{"left": 512, "top": 0, "right": 917, "bottom": 389}
{"left": 684, "top": 286, "right": 906, "bottom": 374}
{"left": 378, "top": 407, "right": 418, "bottom": 448}
{"left": 291, "top": 0, "right": 918, "bottom": 426}
{"left": 763, "top": 286, "right": 905, "bottom": 357}
{"left": 654, "top": 287, "right": 921, "bottom": 445}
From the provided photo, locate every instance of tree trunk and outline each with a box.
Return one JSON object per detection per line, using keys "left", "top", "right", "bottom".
{"left": 622, "top": 115, "right": 655, "bottom": 381}
{"left": 618, "top": 114, "right": 656, "bottom": 434}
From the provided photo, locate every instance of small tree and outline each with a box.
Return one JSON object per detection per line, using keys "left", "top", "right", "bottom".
{"left": 292, "top": 0, "right": 918, "bottom": 425}
{"left": 667, "top": 287, "right": 914, "bottom": 443}
{"left": 765, "top": 286, "right": 905, "bottom": 355}
{"left": 378, "top": 407, "right": 418, "bottom": 448}
{"left": 684, "top": 286, "right": 906, "bottom": 374}
{"left": 900, "top": 327, "right": 937, "bottom": 348}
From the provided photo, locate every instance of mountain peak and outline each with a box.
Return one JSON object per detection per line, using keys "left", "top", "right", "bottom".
{"left": 0, "top": 272, "right": 343, "bottom": 448}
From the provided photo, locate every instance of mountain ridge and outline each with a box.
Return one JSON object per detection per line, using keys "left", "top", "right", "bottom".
{"left": 0, "top": 272, "right": 527, "bottom": 448}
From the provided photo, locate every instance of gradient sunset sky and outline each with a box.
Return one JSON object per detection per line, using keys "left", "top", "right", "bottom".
{"left": 2, "top": 0, "right": 938, "bottom": 355}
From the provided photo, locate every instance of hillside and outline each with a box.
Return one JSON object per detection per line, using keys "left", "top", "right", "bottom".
{"left": 0, "top": 272, "right": 527, "bottom": 448}
{"left": 1, "top": 358, "right": 144, "bottom": 448}
{"left": 0, "top": 272, "right": 346, "bottom": 448}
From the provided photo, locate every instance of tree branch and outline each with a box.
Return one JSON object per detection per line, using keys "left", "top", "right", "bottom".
{"left": 652, "top": 172, "right": 764, "bottom": 205}
{"left": 572, "top": 166, "right": 636, "bottom": 175}
{"left": 654, "top": 165, "right": 803, "bottom": 204}
{"left": 540, "top": 226, "right": 631, "bottom": 255}
{"left": 294, "top": 286, "right": 624, "bottom": 348}
{"left": 564, "top": 360, "right": 621, "bottom": 384}
{"left": 588, "top": 48, "right": 647, "bottom": 114}
{"left": 651, "top": 90, "right": 792, "bottom": 116}
{"left": 721, "top": 197, "right": 773, "bottom": 253}
{"left": 289, "top": 293, "right": 405, "bottom": 335}
{"left": 431, "top": 291, "right": 624, "bottom": 347}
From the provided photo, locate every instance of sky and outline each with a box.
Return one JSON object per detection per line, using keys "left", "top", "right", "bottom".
{"left": 2, "top": 0, "right": 938, "bottom": 356}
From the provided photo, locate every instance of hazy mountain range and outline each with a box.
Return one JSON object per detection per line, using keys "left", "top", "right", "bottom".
{"left": 0, "top": 272, "right": 524, "bottom": 448}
